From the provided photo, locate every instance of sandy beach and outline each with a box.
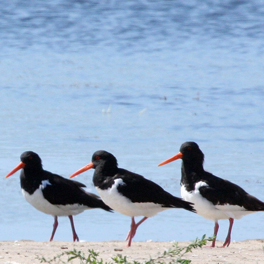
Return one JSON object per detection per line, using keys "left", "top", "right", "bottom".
{"left": 1, "top": 239, "right": 264, "bottom": 264}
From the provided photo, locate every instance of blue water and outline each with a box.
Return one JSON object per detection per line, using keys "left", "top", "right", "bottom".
{"left": 0, "top": 0, "right": 264, "bottom": 243}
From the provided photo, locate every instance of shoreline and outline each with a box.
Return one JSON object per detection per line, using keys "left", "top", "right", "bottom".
{"left": 0, "top": 239, "right": 264, "bottom": 264}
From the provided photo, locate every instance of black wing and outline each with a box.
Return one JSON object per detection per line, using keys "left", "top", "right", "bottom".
{"left": 199, "top": 172, "right": 264, "bottom": 211}
{"left": 42, "top": 171, "right": 112, "bottom": 211}
{"left": 115, "top": 169, "right": 195, "bottom": 212}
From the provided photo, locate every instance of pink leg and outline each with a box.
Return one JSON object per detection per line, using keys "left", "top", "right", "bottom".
{"left": 125, "top": 217, "right": 136, "bottom": 242}
{"left": 221, "top": 218, "right": 234, "bottom": 248}
{"left": 68, "top": 215, "right": 79, "bottom": 242}
{"left": 126, "top": 217, "right": 148, "bottom": 247}
{"left": 49, "top": 216, "right": 58, "bottom": 241}
{"left": 207, "top": 221, "right": 219, "bottom": 247}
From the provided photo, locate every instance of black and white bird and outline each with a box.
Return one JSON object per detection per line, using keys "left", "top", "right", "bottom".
{"left": 5, "top": 151, "right": 112, "bottom": 241}
{"left": 70, "top": 150, "right": 195, "bottom": 247}
{"left": 158, "top": 141, "right": 264, "bottom": 247}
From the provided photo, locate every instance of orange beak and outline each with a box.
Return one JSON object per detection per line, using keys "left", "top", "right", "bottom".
{"left": 158, "top": 152, "right": 183, "bottom": 166}
{"left": 5, "top": 162, "right": 26, "bottom": 178}
{"left": 70, "top": 162, "right": 94, "bottom": 178}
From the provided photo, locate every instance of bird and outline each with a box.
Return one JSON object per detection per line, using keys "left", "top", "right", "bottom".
{"left": 158, "top": 141, "right": 264, "bottom": 247}
{"left": 69, "top": 150, "right": 195, "bottom": 247}
{"left": 5, "top": 151, "right": 112, "bottom": 242}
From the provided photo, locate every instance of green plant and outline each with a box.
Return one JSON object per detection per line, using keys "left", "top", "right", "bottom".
{"left": 38, "top": 235, "right": 213, "bottom": 264}
{"left": 39, "top": 249, "right": 107, "bottom": 264}
{"left": 154, "top": 234, "right": 214, "bottom": 264}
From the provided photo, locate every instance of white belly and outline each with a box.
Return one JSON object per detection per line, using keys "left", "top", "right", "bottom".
{"left": 22, "top": 187, "right": 88, "bottom": 217}
{"left": 96, "top": 179, "right": 167, "bottom": 217}
{"left": 181, "top": 182, "right": 253, "bottom": 221}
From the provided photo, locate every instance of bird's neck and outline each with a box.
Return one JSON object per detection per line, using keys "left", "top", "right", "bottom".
{"left": 180, "top": 160, "right": 205, "bottom": 191}
{"left": 92, "top": 165, "right": 118, "bottom": 188}
{"left": 20, "top": 168, "right": 44, "bottom": 194}
{"left": 23, "top": 166, "right": 43, "bottom": 179}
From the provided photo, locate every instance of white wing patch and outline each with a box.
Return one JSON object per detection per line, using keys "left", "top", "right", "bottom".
{"left": 114, "top": 178, "right": 126, "bottom": 186}
{"left": 40, "top": 180, "right": 52, "bottom": 190}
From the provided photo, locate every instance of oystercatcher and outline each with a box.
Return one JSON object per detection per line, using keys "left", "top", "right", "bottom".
{"left": 70, "top": 150, "right": 195, "bottom": 247}
{"left": 5, "top": 151, "right": 112, "bottom": 241}
{"left": 158, "top": 141, "right": 264, "bottom": 247}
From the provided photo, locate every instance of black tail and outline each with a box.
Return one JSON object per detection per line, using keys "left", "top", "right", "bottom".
{"left": 162, "top": 195, "right": 196, "bottom": 213}
{"left": 174, "top": 198, "right": 196, "bottom": 213}
{"left": 243, "top": 194, "right": 264, "bottom": 212}
{"left": 97, "top": 199, "right": 113, "bottom": 212}
{"left": 84, "top": 191, "right": 113, "bottom": 212}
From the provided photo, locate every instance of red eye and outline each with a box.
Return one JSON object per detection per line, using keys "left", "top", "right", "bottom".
{"left": 187, "top": 147, "right": 192, "bottom": 150}
{"left": 29, "top": 156, "right": 33, "bottom": 160}
{"left": 95, "top": 156, "right": 101, "bottom": 160}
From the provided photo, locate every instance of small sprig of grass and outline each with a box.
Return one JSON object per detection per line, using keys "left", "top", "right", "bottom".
{"left": 38, "top": 235, "right": 213, "bottom": 264}
{"left": 112, "top": 254, "right": 141, "bottom": 264}
{"left": 39, "top": 249, "right": 107, "bottom": 264}
{"left": 154, "top": 234, "right": 214, "bottom": 264}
